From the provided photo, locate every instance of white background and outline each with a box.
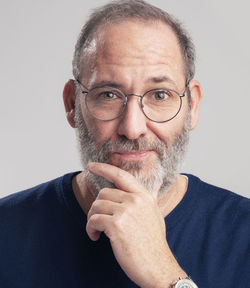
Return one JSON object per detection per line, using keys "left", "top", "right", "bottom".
{"left": 0, "top": 0, "right": 249, "bottom": 198}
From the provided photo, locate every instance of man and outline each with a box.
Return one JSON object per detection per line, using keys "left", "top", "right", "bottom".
{"left": 0, "top": 0, "right": 249, "bottom": 287}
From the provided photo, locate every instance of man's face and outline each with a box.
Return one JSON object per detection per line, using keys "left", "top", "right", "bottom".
{"left": 75, "top": 20, "right": 192, "bottom": 196}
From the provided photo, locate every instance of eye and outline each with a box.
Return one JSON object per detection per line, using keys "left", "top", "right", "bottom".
{"left": 152, "top": 90, "right": 171, "bottom": 100}
{"left": 90, "top": 87, "right": 125, "bottom": 103}
{"left": 100, "top": 91, "right": 117, "bottom": 99}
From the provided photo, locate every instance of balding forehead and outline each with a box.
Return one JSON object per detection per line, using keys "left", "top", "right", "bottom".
{"left": 79, "top": 20, "right": 185, "bottom": 85}
{"left": 97, "top": 19, "right": 181, "bottom": 48}
{"left": 96, "top": 20, "right": 184, "bottom": 67}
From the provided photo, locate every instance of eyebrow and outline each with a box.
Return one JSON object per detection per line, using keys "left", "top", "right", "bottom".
{"left": 90, "top": 81, "right": 124, "bottom": 90}
{"left": 89, "top": 76, "right": 178, "bottom": 90}
{"left": 147, "top": 76, "right": 178, "bottom": 88}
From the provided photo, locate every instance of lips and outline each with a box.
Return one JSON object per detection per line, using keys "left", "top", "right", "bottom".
{"left": 111, "top": 150, "right": 153, "bottom": 162}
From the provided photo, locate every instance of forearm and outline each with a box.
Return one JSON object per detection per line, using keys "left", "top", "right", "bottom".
{"left": 139, "top": 245, "right": 187, "bottom": 288}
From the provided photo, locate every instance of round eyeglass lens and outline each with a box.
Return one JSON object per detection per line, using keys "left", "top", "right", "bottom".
{"left": 142, "top": 89, "right": 182, "bottom": 122}
{"left": 85, "top": 87, "right": 126, "bottom": 121}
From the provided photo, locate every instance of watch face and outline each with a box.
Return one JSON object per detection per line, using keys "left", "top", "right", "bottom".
{"left": 175, "top": 279, "right": 198, "bottom": 288}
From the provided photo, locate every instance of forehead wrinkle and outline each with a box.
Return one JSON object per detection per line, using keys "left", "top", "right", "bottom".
{"left": 87, "top": 61, "right": 180, "bottom": 92}
{"left": 95, "top": 40, "right": 183, "bottom": 82}
{"left": 97, "top": 44, "right": 177, "bottom": 67}
{"left": 82, "top": 20, "right": 185, "bottom": 90}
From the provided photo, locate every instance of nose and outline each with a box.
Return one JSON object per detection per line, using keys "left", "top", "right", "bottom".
{"left": 117, "top": 95, "right": 148, "bottom": 140}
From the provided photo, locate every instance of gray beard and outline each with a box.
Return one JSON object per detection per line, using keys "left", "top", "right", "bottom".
{"left": 74, "top": 101, "right": 190, "bottom": 198}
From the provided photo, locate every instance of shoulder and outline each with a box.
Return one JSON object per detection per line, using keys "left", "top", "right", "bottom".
{"left": 182, "top": 174, "right": 250, "bottom": 236}
{"left": 178, "top": 175, "right": 250, "bottom": 288}
{"left": 186, "top": 173, "right": 250, "bottom": 214}
{"left": 183, "top": 174, "right": 250, "bottom": 247}
{"left": 0, "top": 172, "right": 79, "bottom": 220}
{"left": 0, "top": 176, "right": 61, "bottom": 209}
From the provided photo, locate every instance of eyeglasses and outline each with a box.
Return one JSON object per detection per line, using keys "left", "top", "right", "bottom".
{"left": 76, "top": 79, "right": 188, "bottom": 123}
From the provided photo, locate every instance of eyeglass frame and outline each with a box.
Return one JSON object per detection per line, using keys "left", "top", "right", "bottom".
{"left": 75, "top": 78, "right": 189, "bottom": 123}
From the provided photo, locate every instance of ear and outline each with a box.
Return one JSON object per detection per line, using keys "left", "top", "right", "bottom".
{"left": 63, "top": 79, "right": 77, "bottom": 128}
{"left": 188, "top": 80, "right": 202, "bottom": 130}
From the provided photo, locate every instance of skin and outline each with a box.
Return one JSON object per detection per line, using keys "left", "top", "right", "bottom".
{"left": 63, "top": 20, "right": 202, "bottom": 288}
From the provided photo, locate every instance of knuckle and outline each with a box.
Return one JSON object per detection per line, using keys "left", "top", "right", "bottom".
{"left": 118, "top": 205, "right": 127, "bottom": 216}
{"left": 117, "top": 169, "right": 127, "bottom": 180}
{"left": 97, "top": 188, "right": 110, "bottom": 199}
{"left": 129, "top": 193, "right": 142, "bottom": 206}
{"left": 112, "top": 216, "right": 123, "bottom": 233}
{"left": 91, "top": 199, "right": 102, "bottom": 209}
{"left": 88, "top": 213, "right": 100, "bottom": 225}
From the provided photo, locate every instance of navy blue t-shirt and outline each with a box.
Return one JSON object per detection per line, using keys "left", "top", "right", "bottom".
{"left": 0, "top": 172, "right": 249, "bottom": 287}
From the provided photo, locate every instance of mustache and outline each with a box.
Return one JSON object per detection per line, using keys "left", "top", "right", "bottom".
{"left": 96, "top": 136, "right": 167, "bottom": 160}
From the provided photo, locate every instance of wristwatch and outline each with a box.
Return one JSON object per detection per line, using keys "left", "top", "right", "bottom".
{"left": 171, "top": 276, "right": 198, "bottom": 288}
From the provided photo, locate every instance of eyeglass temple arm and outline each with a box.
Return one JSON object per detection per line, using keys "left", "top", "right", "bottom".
{"left": 75, "top": 78, "right": 88, "bottom": 94}
{"left": 179, "top": 81, "right": 190, "bottom": 97}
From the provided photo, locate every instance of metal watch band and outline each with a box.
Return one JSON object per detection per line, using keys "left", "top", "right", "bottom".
{"left": 171, "top": 276, "right": 198, "bottom": 288}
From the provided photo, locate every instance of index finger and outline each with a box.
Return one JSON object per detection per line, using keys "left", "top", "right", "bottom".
{"left": 88, "top": 162, "right": 145, "bottom": 193}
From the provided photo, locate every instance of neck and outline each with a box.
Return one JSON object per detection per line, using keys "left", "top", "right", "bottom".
{"left": 72, "top": 172, "right": 188, "bottom": 217}
{"left": 157, "top": 174, "right": 188, "bottom": 217}
{"left": 72, "top": 172, "right": 95, "bottom": 215}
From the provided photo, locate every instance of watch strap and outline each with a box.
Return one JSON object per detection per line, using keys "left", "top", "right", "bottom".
{"left": 171, "top": 276, "right": 198, "bottom": 288}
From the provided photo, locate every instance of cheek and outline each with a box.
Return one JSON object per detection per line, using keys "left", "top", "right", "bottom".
{"left": 147, "top": 122, "right": 176, "bottom": 145}
{"left": 148, "top": 110, "right": 189, "bottom": 146}
{"left": 82, "top": 108, "right": 119, "bottom": 146}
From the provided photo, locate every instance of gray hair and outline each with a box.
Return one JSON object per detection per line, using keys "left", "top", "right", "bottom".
{"left": 72, "top": 0, "right": 196, "bottom": 84}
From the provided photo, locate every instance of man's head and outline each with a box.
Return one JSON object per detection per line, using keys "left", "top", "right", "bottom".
{"left": 63, "top": 0, "right": 202, "bottom": 197}
{"left": 72, "top": 0, "right": 196, "bottom": 86}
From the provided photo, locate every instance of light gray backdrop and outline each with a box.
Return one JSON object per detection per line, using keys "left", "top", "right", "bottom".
{"left": 0, "top": 0, "right": 249, "bottom": 198}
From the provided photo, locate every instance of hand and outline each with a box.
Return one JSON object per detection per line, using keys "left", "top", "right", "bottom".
{"left": 86, "top": 162, "right": 186, "bottom": 288}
